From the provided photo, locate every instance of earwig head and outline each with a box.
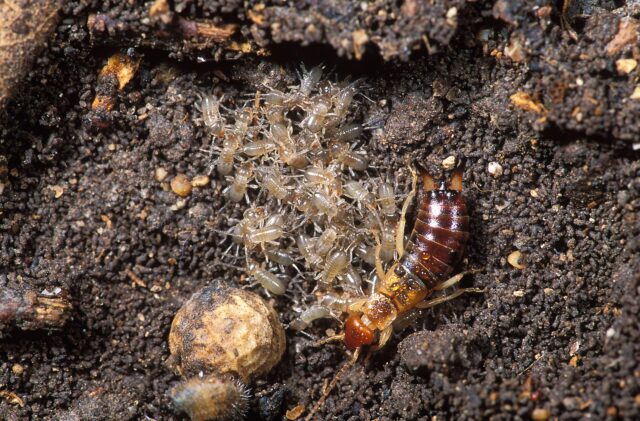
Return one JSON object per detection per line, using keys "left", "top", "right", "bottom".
{"left": 344, "top": 314, "right": 375, "bottom": 350}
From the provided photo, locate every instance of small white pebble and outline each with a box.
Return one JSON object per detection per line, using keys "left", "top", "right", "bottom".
{"left": 543, "top": 288, "right": 554, "bottom": 295}
{"left": 606, "top": 327, "right": 616, "bottom": 338}
{"left": 442, "top": 155, "right": 456, "bottom": 170}
{"left": 171, "top": 198, "right": 187, "bottom": 211}
{"left": 576, "top": 77, "right": 584, "bottom": 87}
{"left": 487, "top": 162, "right": 503, "bottom": 177}
{"left": 513, "top": 290, "right": 525, "bottom": 297}
{"left": 530, "top": 189, "right": 539, "bottom": 198}
{"left": 155, "top": 167, "right": 168, "bottom": 182}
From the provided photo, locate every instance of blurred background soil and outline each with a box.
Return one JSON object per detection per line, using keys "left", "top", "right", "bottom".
{"left": 1, "top": 0, "right": 639, "bottom": 420}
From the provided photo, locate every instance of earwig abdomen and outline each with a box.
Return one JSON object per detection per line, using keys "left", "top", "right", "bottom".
{"left": 265, "top": 249, "right": 296, "bottom": 266}
{"left": 290, "top": 305, "right": 332, "bottom": 331}
{"left": 248, "top": 262, "right": 287, "bottom": 295}
{"left": 247, "top": 225, "right": 284, "bottom": 244}
{"left": 378, "top": 179, "right": 469, "bottom": 314}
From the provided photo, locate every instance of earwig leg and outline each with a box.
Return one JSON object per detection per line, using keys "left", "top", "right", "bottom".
{"left": 314, "top": 333, "right": 345, "bottom": 347}
{"left": 305, "top": 347, "right": 361, "bottom": 421}
{"left": 371, "top": 325, "right": 393, "bottom": 351}
{"left": 433, "top": 268, "right": 483, "bottom": 291}
{"left": 372, "top": 231, "right": 386, "bottom": 282}
{"left": 433, "top": 272, "right": 466, "bottom": 291}
{"left": 347, "top": 297, "right": 368, "bottom": 313}
{"left": 415, "top": 287, "right": 484, "bottom": 310}
{"left": 395, "top": 166, "right": 418, "bottom": 257}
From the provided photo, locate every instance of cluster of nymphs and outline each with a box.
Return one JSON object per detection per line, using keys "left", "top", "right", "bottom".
{"left": 197, "top": 65, "right": 407, "bottom": 331}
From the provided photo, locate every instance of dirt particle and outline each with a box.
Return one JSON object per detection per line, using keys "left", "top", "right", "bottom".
{"left": 171, "top": 198, "right": 187, "bottom": 211}
{"left": 510, "top": 92, "right": 548, "bottom": 115}
{"left": 171, "top": 174, "right": 192, "bottom": 197}
{"left": 126, "top": 269, "right": 147, "bottom": 288}
{"left": 446, "top": 7, "right": 458, "bottom": 27}
{"left": 616, "top": 58, "right": 637, "bottom": 74}
{"left": 286, "top": 404, "right": 305, "bottom": 420}
{"left": 191, "top": 175, "right": 210, "bottom": 187}
{"left": 508, "top": 250, "right": 526, "bottom": 269}
{"left": 48, "top": 185, "right": 64, "bottom": 198}
{"left": 569, "top": 355, "right": 580, "bottom": 367}
{"left": 606, "top": 19, "right": 639, "bottom": 56}
{"left": 531, "top": 408, "right": 550, "bottom": 420}
{"left": 154, "top": 167, "right": 168, "bottom": 182}
{"left": 0, "top": 390, "right": 25, "bottom": 407}
{"left": 11, "top": 364, "right": 24, "bottom": 376}
{"left": 100, "top": 214, "right": 113, "bottom": 230}
{"left": 505, "top": 37, "right": 525, "bottom": 62}
{"left": 149, "top": 0, "right": 169, "bottom": 19}
{"left": 442, "top": 155, "right": 456, "bottom": 170}
{"left": 353, "top": 29, "right": 369, "bottom": 60}
{"left": 488, "top": 162, "right": 503, "bottom": 177}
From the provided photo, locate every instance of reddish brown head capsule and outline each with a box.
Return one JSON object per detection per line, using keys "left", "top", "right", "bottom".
{"left": 343, "top": 314, "right": 375, "bottom": 350}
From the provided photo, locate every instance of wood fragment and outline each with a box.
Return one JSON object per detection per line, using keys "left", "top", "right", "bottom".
{"left": 606, "top": 19, "right": 639, "bottom": 56}
{"left": 0, "top": 286, "right": 72, "bottom": 331}
{"left": 510, "top": 92, "right": 548, "bottom": 115}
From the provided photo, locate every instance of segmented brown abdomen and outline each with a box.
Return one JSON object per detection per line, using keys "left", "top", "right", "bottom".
{"left": 404, "top": 189, "right": 468, "bottom": 285}
{"left": 377, "top": 187, "right": 469, "bottom": 314}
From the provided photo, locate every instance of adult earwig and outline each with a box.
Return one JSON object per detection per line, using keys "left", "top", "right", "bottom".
{"left": 343, "top": 161, "right": 473, "bottom": 351}
{"left": 306, "top": 161, "right": 481, "bottom": 421}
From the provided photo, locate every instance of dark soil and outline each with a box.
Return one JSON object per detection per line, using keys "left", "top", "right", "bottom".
{"left": 1, "top": 1, "right": 639, "bottom": 420}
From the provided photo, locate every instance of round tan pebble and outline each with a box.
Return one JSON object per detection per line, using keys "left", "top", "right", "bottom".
{"left": 171, "top": 174, "right": 192, "bottom": 197}
{"left": 169, "top": 286, "right": 286, "bottom": 383}
{"left": 11, "top": 363, "right": 24, "bottom": 376}
{"left": 531, "top": 408, "right": 550, "bottom": 421}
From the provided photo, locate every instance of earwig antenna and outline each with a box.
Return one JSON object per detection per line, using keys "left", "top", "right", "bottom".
{"left": 218, "top": 261, "right": 245, "bottom": 272}
{"left": 304, "top": 347, "right": 361, "bottom": 421}
{"left": 358, "top": 91, "right": 376, "bottom": 104}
